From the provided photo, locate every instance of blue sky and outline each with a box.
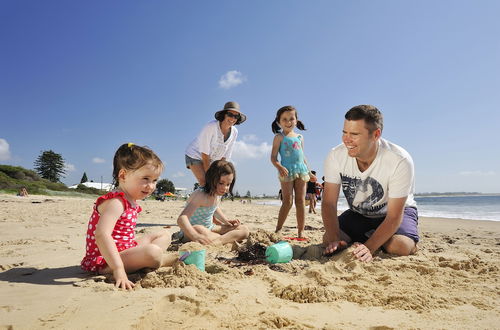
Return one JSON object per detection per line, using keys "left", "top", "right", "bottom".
{"left": 1, "top": 1, "right": 499, "bottom": 195}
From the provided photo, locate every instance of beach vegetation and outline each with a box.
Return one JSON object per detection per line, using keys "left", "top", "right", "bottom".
{"left": 0, "top": 164, "right": 103, "bottom": 196}
{"left": 156, "top": 178, "right": 175, "bottom": 194}
{"left": 80, "top": 172, "right": 89, "bottom": 183}
{"left": 34, "top": 150, "right": 66, "bottom": 182}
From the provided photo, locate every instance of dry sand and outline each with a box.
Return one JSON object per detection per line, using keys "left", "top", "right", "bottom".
{"left": 0, "top": 193, "right": 499, "bottom": 329}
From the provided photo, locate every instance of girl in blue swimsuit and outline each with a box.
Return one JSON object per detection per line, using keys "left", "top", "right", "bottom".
{"left": 271, "top": 106, "right": 316, "bottom": 238}
{"left": 177, "top": 160, "right": 249, "bottom": 245}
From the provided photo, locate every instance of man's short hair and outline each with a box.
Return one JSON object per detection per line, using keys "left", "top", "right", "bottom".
{"left": 345, "top": 105, "right": 384, "bottom": 133}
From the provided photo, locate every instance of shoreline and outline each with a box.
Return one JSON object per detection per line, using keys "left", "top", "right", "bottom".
{"left": 253, "top": 198, "right": 500, "bottom": 222}
{"left": 1, "top": 194, "right": 499, "bottom": 329}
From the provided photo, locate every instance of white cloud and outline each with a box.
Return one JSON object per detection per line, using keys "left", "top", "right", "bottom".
{"left": 64, "top": 163, "right": 76, "bottom": 172}
{"left": 232, "top": 141, "right": 272, "bottom": 159}
{"left": 459, "top": 170, "right": 496, "bottom": 176}
{"left": 92, "top": 157, "right": 106, "bottom": 164}
{"left": 218, "top": 70, "right": 246, "bottom": 89}
{"left": 0, "top": 138, "right": 11, "bottom": 161}
{"left": 172, "top": 171, "right": 186, "bottom": 178}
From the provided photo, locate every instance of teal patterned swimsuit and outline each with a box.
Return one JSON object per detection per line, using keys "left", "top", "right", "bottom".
{"left": 189, "top": 205, "right": 217, "bottom": 230}
{"left": 178, "top": 203, "right": 218, "bottom": 239}
{"left": 279, "top": 133, "right": 310, "bottom": 182}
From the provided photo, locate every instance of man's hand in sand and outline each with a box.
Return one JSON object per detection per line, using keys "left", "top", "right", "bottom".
{"left": 323, "top": 240, "right": 348, "bottom": 255}
{"left": 113, "top": 268, "right": 135, "bottom": 290}
{"left": 352, "top": 242, "right": 373, "bottom": 262}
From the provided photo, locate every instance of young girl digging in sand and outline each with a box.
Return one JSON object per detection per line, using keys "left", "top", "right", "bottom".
{"left": 270, "top": 105, "right": 316, "bottom": 238}
{"left": 81, "top": 143, "right": 176, "bottom": 290}
{"left": 176, "top": 160, "right": 249, "bottom": 245}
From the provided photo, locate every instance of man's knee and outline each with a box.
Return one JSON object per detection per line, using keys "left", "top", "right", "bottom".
{"left": 383, "top": 235, "right": 416, "bottom": 256}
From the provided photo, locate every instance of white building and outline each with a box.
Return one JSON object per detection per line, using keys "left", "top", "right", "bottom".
{"left": 68, "top": 182, "right": 114, "bottom": 191}
{"left": 175, "top": 187, "right": 188, "bottom": 197}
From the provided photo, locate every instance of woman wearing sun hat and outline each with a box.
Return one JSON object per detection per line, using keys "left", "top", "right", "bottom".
{"left": 185, "top": 101, "right": 247, "bottom": 187}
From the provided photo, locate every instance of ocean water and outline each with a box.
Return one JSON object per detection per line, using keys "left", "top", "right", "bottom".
{"left": 256, "top": 195, "right": 500, "bottom": 221}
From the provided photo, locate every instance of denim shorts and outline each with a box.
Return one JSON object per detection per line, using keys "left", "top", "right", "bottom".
{"left": 185, "top": 154, "right": 202, "bottom": 169}
{"left": 338, "top": 207, "right": 419, "bottom": 243}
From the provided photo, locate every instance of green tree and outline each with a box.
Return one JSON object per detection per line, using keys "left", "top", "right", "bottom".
{"left": 245, "top": 190, "right": 251, "bottom": 198}
{"left": 34, "top": 150, "right": 66, "bottom": 183}
{"left": 156, "top": 178, "right": 175, "bottom": 194}
{"left": 80, "top": 172, "right": 88, "bottom": 183}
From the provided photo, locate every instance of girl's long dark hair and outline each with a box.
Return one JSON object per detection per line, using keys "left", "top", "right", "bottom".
{"left": 203, "top": 160, "right": 236, "bottom": 196}
{"left": 271, "top": 105, "right": 306, "bottom": 133}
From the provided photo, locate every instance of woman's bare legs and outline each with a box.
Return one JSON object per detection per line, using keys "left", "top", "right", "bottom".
{"left": 189, "top": 163, "right": 206, "bottom": 187}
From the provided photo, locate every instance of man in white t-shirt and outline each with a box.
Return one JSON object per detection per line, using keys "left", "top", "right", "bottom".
{"left": 322, "top": 105, "right": 418, "bottom": 262}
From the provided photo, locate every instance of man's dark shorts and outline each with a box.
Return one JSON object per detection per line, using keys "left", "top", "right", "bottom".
{"left": 338, "top": 207, "right": 419, "bottom": 243}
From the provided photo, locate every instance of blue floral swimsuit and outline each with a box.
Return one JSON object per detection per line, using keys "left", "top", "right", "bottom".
{"left": 278, "top": 133, "right": 310, "bottom": 182}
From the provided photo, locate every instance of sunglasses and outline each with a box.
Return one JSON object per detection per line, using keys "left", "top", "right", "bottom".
{"left": 226, "top": 111, "right": 241, "bottom": 120}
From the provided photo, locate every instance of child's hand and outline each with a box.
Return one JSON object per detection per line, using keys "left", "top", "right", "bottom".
{"left": 278, "top": 166, "right": 289, "bottom": 178}
{"left": 192, "top": 233, "right": 213, "bottom": 245}
{"left": 227, "top": 219, "right": 241, "bottom": 226}
{"left": 113, "top": 268, "right": 135, "bottom": 290}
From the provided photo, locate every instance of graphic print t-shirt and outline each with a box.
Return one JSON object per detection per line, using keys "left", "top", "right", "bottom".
{"left": 324, "top": 138, "right": 417, "bottom": 218}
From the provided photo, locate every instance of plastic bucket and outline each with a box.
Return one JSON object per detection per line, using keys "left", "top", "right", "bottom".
{"left": 265, "top": 241, "right": 293, "bottom": 264}
{"left": 179, "top": 249, "right": 206, "bottom": 271}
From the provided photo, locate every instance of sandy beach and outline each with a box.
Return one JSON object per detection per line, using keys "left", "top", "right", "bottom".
{"left": 1, "top": 193, "right": 499, "bottom": 329}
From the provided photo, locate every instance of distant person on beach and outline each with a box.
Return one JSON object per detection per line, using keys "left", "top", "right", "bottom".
{"left": 322, "top": 105, "right": 418, "bottom": 262}
{"left": 81, "top": 143, "right": 176, "bottom": 290}
{"left": 271, "top": 105, "right": 316, "bottom": 238}
{"left": 315, "top": 180, "right": 323, "bottom": 201}
{"left": 17, "top": 187, "right": 29, "bottom": 197}
{"left": 176, "top": 160, "right": 249, "bottom": 245}
{"left": 185, "top": 101, "right": 246, "bottom": 187}
{"left": 306, "top": 171, "right": 318, "bottom": 214}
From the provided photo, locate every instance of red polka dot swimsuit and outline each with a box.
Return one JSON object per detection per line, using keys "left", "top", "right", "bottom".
{"left": 80, "top": 191, "right": 142, "bottom": 272}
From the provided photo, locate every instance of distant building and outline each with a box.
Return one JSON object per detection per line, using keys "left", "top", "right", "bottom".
{"left": 69, "top": 182, "right": 114, "bottom": 191}
{"left": 175, "top": 187, "right": 188, "bottom": 197}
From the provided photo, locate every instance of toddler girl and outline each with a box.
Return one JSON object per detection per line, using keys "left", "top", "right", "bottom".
{"left": 81, "top": 143, "right": 176, "bottom": 290}
{"left": 177, "top": 160, "right": 249, "bottom": 245}
{"left": 270, "top": 106, "right": 315, "bottom": 238}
